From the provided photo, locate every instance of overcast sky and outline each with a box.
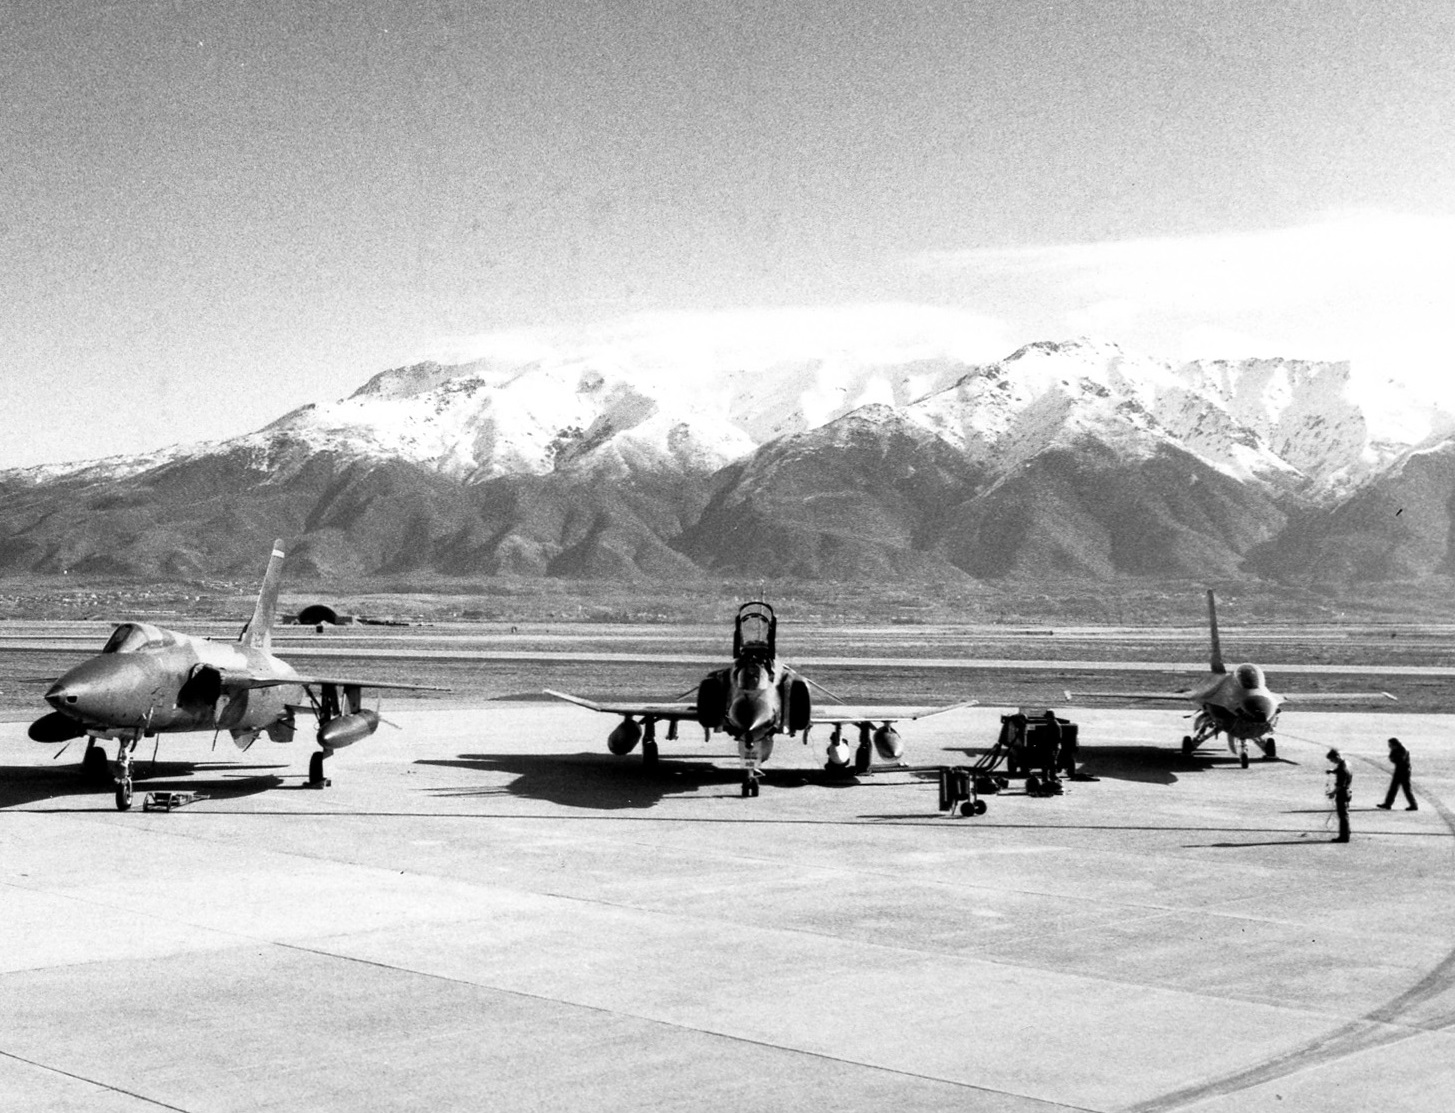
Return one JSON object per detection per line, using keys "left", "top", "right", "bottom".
{"left": 3, "top": 1, "right": 1452, "bottom": 468}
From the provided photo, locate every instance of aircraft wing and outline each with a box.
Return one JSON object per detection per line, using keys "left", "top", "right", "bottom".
{"left": 239, "top": 673, "right": 450, "bottom": 692}
{"left": 810, "top": 700, "right": 975, "bottom": 725}
{"left": 543, "top": 689, "right": 696, "bottom": 717}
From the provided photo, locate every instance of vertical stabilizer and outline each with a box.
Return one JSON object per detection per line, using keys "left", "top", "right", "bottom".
{"left": 239, "top": 540, "right": 287, "bottom": 650}
{"left": 1206, "top": 589, "right": 1226, "bottom": 674}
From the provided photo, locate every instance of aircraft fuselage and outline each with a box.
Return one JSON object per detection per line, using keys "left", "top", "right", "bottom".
{"left": 1189, "top": 664, "right": 1282, "bottom": 743}
{"left": 43, "top": 625, "right": 304, "bottom": 741}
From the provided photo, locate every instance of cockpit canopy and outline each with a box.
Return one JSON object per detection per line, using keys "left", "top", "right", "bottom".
{"left": 1235, "top": 663, "right": 1265, "bottom": 690}
{"left": 733, "top": 601, "right": 776, "bottom": 662}
{"left": 100, "top": 622, "right": 171, "bottom": 654}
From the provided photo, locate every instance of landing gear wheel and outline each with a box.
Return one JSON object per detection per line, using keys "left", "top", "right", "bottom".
{"left": 1026, "top": 774, "right": 1042, "bottom": 795}
{"left": 115, "top": 778, "right": 133, "bottom": 811}
{"left": 308, "top": 751, "right": 331, "bottom": 788}
{"left": 741, "top": 776, "right": 759, "bottom": 798}
{"left": 960, "top": 799, "right": 988, "bottom": 817}
{"left": 1240, "top": 748, "right": 1250, "bottom": 769}
{"left": 1264, "top": 739, "right": 1277, "bottom": 760}
{"left": 82, "top": 744, "right": 110, "bottom": 784}
{"left": 643, "top": 740, "right": 659, "bottom": 768}
{"left": 853, "top": 743, "right": 873, "bottom": 776}
{"left": 1181, "top": 736, "right": 1196, "bottom": 757}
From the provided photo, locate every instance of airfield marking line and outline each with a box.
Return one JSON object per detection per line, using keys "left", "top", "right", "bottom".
{"left": 0, "top": 1048, "right": 196, "bottom": 1112}
{"left": 267, "top": 938, "right": 1105, "bottom": 1113}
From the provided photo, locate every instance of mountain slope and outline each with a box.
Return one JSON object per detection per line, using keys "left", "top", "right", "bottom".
{"left": 1, "top": 329, "right": 1447, "bottom": 584}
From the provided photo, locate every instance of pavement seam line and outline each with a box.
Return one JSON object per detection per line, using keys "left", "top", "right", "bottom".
{"left": 269, "top": 938, "right": 1102, "bottom": 1113}
{"left": 0, "top": 1048, "right": 197, "bottom": 1112}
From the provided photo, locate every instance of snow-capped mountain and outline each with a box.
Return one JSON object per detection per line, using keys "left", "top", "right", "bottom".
{"left": 1, "top": 328, "right": 1450, "bottom": 583}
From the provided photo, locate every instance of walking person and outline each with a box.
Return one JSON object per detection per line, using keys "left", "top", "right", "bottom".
{"left": 1376, "top": 737, "right": 1417, "bottom": 811}
{"left": 1327, "top": 749, "right": 1352, "bottom": 843}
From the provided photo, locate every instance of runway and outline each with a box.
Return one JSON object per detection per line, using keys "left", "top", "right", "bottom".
{"left": 3, "top": 704, "right": 1453, "bottom": 1111}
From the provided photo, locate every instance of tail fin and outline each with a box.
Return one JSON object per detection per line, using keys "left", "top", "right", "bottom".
{"left": 1206, "top": 589, "right": 1226, "bottom": 674}
{"left": 239, "top": 540, "right": 287, "bottom": 650}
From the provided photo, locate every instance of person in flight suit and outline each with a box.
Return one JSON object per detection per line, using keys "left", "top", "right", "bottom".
{"left": 1327, "top": 749, "right": 1353, "bottom": 843}
{"left": 1376, "top": 737, "right": 1417, "bottom": 811}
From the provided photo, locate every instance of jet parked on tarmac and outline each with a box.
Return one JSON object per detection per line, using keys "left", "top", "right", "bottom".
{"left": 28, "top": 540, "right": 444, "bottom": 809}
{"left": 1071, "top": 590, "right": 1394, "bottom": 766}
{"left": 546, "top": 601, "right": 966, "bottom": 796}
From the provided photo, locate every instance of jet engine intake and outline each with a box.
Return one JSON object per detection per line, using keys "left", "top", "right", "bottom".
{"left": 608, "top": 717, "right": 642, "bottom": 755}
{"left": 696, "top": 675, "right": 728, "bottom": 730}
{"left": 318, "top": 709, "right": 380, "bottom": 749}
{"left": 784, "top": 677, "right": 811, "bottom": 734}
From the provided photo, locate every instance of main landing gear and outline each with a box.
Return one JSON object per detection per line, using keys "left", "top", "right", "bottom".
{"left": 307, "top": 750, "right": 332, "bottom": 788}
{"left": 741, "top": 770, "right": 761, "bottom": 798}
{"left": 642, "top": 717, "right": 661, "bottom": 768}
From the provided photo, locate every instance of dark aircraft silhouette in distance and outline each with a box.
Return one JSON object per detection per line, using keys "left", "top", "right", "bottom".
{"left": 1069, "top": 590, "right": 1394, "bottom": 767}
{"left": 546, "top": 601, "right": 968, "bottom": 796}
{"left": 28, "top": 540, "right": 446, "bottom": 809}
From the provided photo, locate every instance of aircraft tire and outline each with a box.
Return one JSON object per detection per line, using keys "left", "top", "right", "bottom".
{"left": 1240, "top": 750, "right": 1250, "bottom": 769}
{"left": 1026, "top": 774, "right": 1041, "bottom": 796}
{"left": 643, "top": 740, "right": 659, "bottom": 768}
{"left": 309, "top": 751, "right": 326, "bottom": 785}
{"left": 1181, "top": 736, "right": 1195, "bottom": 757}
{"left": 1265, "top": 739, "right": 1277, "bottom": 760}
{"left": 115, "top": 778, "right": 133, "bottom": 812}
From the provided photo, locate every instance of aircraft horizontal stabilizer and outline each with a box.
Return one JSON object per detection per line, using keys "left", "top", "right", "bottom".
{"left": 1064, "top": 690, "right": 1194, "bottom": 702}
{"left": 1281, "top": 691, "right": 1397, "bottom": 703}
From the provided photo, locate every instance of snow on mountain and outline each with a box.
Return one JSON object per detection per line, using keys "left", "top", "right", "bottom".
{"left": 903, "top": 339, "right": 1392, "bottom": 496}
{"left": 0, "top": 311, "right": 1427, "bottom": 507}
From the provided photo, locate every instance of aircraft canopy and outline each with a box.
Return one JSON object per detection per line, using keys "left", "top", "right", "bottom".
{"left": 101, "top": 622, "right": 170, "bottom": 654}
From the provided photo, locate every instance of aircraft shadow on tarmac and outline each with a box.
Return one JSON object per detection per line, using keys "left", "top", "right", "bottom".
{"left": 0, "top": 758, "right": 289, "bottom": 809}
{"left": 945, "top": 744, "right": 1299, "bottom": 786}
{"left": 417, "top": 753, "right": 864, "bottom": 810}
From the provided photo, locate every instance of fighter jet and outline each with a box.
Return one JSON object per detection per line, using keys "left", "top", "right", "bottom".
{"left": 1071, "top": 590, "right": 1394, "bottom": 767}
{"left": 27, "top": 540, "right": 444, "bottom": 809}
{"left": 546, "top": 601, "right": 965, "bottom": 796}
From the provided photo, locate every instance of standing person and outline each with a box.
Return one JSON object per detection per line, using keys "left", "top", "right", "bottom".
{"left": 1377, "top": 737, "right": 1417, "bottom": 811}
{"left": 1040, "top": 709, "right": 1063, "bottom": 783}
{"left": 1327, "top": 749, "right": 1352, "bottom": 843}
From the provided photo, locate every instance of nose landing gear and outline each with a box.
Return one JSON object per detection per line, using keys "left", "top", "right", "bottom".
{"left": 113, "top": 738, "right": 138, "bottom": 811}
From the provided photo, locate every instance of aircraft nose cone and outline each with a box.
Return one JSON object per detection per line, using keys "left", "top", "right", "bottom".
{"left": 1246, "top": 694, "right": 1276, "bottom": 724}
{"left": 45, "top": 657, "right": 150, "bottom": 725}
{"left": 44, "top": 682, "right": 71, "bottom": 710}
{"left": 728, "top": 693, "right": 775, "bottom": 735}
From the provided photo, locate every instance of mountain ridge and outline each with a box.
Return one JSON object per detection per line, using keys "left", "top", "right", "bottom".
{"left": 4, "top": 335, "right": 1452, "bottom": 584}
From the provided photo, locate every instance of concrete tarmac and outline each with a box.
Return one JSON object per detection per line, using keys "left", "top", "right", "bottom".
{"left": 2, "top": 705, "right": 1453, "bottom": 1112}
